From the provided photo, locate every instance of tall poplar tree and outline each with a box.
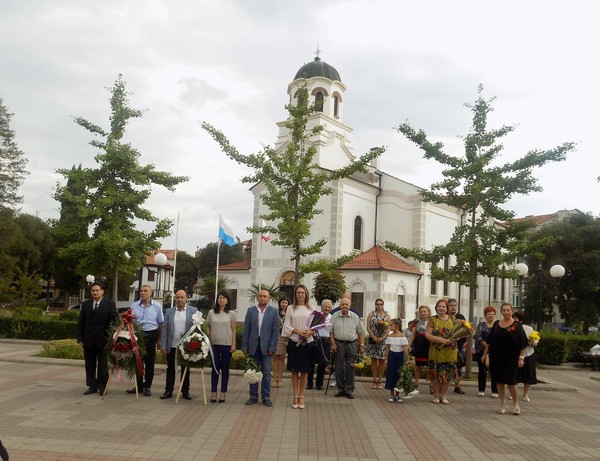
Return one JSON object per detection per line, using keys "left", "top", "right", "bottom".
{"left": 385, "top": 85, "right": 576, "bottom": 374}
{"left": 0, "top": 98, "right": 28, "bottom": 211}
{"left": 202, "top": 84, "right": 384, "bottom": 285}
{"left": 55, "top": 75, "right": 188, "bottom": 298}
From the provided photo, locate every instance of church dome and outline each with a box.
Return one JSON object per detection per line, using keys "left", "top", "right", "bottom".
{"left": 294, "top": 57, "right": 341, "bottom": 82}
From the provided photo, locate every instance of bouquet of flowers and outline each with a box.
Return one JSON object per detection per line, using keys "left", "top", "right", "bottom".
{"left": 375, "top": 319, "right": 389, "bottom": 338}
{"left": 395, "top": 362, "right": 419, "bottom": 398}
{"left": 296, "top": 310, "right": 329, "bottom": 346}
{"left": 353, "top": 353, "right": 366, "bottom": 369}
{"left": 242, "top": 354, "right": 263, "bottom": 384}
{"left": 450, "top": 319, "right": 474, "bottom": 340}
{"left": 106, "top": 309, "right": 146, "bottom": 382}
{"left": 177, "top": 311, "right": 212, "bottom": 369}
{"left": 528, "top": 330, "right": 540, "bottom": 348}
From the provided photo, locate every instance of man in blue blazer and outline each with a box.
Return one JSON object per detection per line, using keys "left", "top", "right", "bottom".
{"left": 76, "top": 282, "right": 118, "bottom": 395}
{"left": 159, "top": 290, "right": 198, "bottom": 400}
{"left": 242, "top": 289, "right": 279, "bottom": 407}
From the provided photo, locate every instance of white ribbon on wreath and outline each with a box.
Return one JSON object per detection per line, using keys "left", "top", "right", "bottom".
{"left": 178, "top": 311, "right": 219, "bottom": 374}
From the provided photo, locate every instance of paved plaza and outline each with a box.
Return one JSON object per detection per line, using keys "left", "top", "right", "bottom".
{"left": 0, "top": 339, "right": 599, "bottom": 461}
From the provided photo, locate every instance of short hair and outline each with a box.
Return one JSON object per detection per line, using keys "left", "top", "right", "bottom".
{"left": 483, "top": 306, "right": 496, "bottom": 315}
{"left": 512, "top": 311, "right": 524, "bottom": 322}
{"left": 500, "top": 302, "right": 513, "bottom": 311}
{"left": 448, "top": 298, "right": 457, "bottom": 304}
{"left": 213, "top": 291, "right": 231, "bottom": 313}
{"left": 90, "top": 281, "right": 104, "bottom": 291}
{"left": 435, "top": 299, "right": 449, "bottom": 313}
{"left": 418, "top": 305, "right": 431, "bottom": 317}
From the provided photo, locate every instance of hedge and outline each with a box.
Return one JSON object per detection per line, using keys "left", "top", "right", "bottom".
{"left": 0, "top": 317, "right": 77, "bottom": 340}
{"left": 535, "top": 332, "right": 600, "bottom": 365}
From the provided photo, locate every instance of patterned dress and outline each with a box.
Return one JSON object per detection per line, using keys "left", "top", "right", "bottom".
{"left": 427, "top": 315, "right": 458, "bottom": 383}
{"left": 411, "top": 319, "right": 430, "bottom": 365}
{"left": 365, "top": 311, "right": 388, "bottom": 360}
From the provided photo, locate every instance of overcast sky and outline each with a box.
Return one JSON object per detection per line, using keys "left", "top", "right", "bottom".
{"left": 2, "top": 0, "right": 598, "bottom": 255}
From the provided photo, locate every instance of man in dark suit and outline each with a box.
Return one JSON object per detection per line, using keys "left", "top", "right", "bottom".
{"left": 242, "top": 289, "right": 279, "bottom": 407}
{"left": 76, "top": 282, "right": 118, "bottom": 395}
{"left": 159, "top": 290, "right": 198, "bottom": 400}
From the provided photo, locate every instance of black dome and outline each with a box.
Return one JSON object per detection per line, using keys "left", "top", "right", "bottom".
{"left": 294, "top": 57, "right": 341, "bottom": 82}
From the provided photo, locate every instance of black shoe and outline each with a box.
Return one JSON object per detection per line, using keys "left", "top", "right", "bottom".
{"left": 345, "top": 393, "right": 355, "bottom": 399}
{"left": 315, "top": 386, "right": 323, "bottom": 390}
{"left": 335, "top": 391, "right": 345, "bottom": 397}
{"left": 143, "top": 388, "right": 152, "bottom": 397}
{"left": 306, "top": 384, "right": 313, "bottom": 390}
{"left": 125, "top": 388, "right": 139, "bottom": 394}
{"left": 160, "top": 392, "right": 173, "bottom": 400}
{"left": 97, "top": 386, "right": 105, "bottom": 395}
{"left": 454, "top": 387, "right": 465, "bottom": 395}
{"left": 181, "top": 392, "right": 192, "bottom": 400}
{"left": 263, "top": 399, "right": 273, "bottom": 407}
{"left": 83, "top": 387, "right": 97, "bottom": 395}
{"left": 245, "top": 398, "right": 258, "bottom": 405}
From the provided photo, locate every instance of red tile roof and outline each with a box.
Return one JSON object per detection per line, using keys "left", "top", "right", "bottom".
{"left": 219, "top": 260, "right": 252, "bottom": 270}
{"left": 145, "top": 249, "right": 176, "bottom": 267}
{"left": 340, "top": 245, "right": 422, "bottom": 275}
{"left": 508, "top": 213, "right": 557, "bottom": 226}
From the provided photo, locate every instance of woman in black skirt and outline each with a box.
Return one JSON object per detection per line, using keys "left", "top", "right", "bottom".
{"left": 512, "top": 311, "right": 537, "bottom": 401}
{"left": 282, "top": 285, "right": 315, "bottom": 409}
{"left": 407, "top": 305, "right": 431, "bottom": 389}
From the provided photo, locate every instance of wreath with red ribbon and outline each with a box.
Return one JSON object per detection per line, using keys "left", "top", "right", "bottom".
{"left": 105, "top": 309, "right": 146, "bottom": 381}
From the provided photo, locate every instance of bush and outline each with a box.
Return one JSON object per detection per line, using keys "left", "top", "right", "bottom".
{"left": 39, "top": 339, "right": 84, "bottom": 360}
{"left": 15, "top": 306, "right": 45, "bottom": 319}
{"left": 0, "top": 317, "right": 77, "bottom": 340}
{"left": 58, "top": 310, "right": 80, "bottom": 322}
{"left": 536, "top": 332, "right": 569, "bottom": 365}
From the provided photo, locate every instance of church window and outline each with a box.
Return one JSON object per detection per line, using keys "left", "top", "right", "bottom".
{"left": 315, "top": 91, "right": 324, "bottom": 112}
{"left": 353, "top": 216, "right": 362, "bottom": 250}
{"left": 334, "top": 95, "right": 339, "bottom": 117}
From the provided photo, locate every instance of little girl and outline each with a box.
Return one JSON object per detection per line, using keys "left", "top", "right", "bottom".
{"left": 384, "top": 318, "right": 410, "bottom": 402}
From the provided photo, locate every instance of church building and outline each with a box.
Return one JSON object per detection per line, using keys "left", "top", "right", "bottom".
{"left": 220, "top": 56, "right": 513, "bottom": 322}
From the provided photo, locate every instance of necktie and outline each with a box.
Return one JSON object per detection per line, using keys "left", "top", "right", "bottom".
{"left": 94, "top": 302, "right": 99, "bottom": 310}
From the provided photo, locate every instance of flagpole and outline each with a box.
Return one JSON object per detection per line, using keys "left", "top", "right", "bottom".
{"left": 170, "top": 210, "right": 180, "bottom": 308}
{"left": 215, "top": 214, "right": 222, "bottom": 303}
{"left": 258, "top": 220, "right": 264, "bottom": 291}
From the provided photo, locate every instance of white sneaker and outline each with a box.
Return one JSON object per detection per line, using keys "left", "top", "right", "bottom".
{"left": 491, "top": 393, "right": 498, "bottom": 398}
{"left": 329, "top": 381, "right": 337, "bottom": 387}
{"left": 478, "top": 392, "right": 485, "bottom": 397}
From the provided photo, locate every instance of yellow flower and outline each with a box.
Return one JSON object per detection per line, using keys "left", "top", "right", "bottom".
{"left": 355, "top": 362, "right": 364, "bottom": 369}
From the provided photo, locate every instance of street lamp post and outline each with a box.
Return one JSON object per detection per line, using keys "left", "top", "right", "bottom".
{"left": 136, "top": 252, "right": 168, "bottom": 301}
{"left": 516, "top": 263, "right": 565, "bottom": 331}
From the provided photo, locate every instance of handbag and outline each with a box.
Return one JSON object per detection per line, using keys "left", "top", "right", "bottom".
{"left": 312, "top": 331, "right": 329, "bottom": 366}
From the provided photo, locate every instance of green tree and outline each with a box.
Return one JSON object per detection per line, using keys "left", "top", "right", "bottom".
{"left": 524, "top": 212, "right": 600, "bottom": 332}
{"left": 202, "top": 84, "right": 384, "bottom": 285}
{"left": 247, "top": 282, "right": 284, "bottom": 302}
{"left": 173, "top": 251, "right": 199, "bottom": 294}
{"left": 54, "top": 75, "right": 188, "bottom": 298}
{"left": 385, "top": 85, "right": 575, "bottom": 374}
{"left": 198, "top": 275, "right": 231, "bottom": 305}
{"left": 0, "top": 98, "right": 28, "bottom": 211}
{"left": 52, "top": 164, "right": 91, "bottom": 302}
{"left": 196, "top": 241, "right": 245, "bottom": 278}
{"left": 312, "top": 270, "right": 346, "bottom": 305}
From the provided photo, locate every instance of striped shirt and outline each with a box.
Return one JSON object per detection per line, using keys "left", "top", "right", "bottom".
{"left": 329, "top": 310, "right": 366, "bottom": 341}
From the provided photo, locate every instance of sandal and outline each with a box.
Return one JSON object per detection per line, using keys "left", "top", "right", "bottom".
{"left": 372, "top": 382, "right": 378, "bottom": 389}
{"left": 513, "top": 407, "right": 521, "bottom": 415}
{"left": 298, "top": 396, "right": 305, "bottom": 409}
{"left": 432, "top": 398, "right": 440, "bottom": 404}
{"left": 291, "top": 396, "right": 299, "bottom": 409}
{"left": 441, "top": 399, "right": 450, "bottom": 405}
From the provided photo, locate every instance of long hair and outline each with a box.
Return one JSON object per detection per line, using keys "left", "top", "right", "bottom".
{"left": 293, "top": 284, "right": 313, "bottom": 310}
{"left": 213, "top": 291, "right": 231, "bottom": 313}
{"left": 278, "top": 296, "right": 290, "bottom": 315}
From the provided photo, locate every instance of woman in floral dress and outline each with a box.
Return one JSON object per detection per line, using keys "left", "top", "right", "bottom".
{"left": 365, "top": 299, "right": 391, "bottom": 389}
{"left": 425, "top": 299, "right": 458, "bottom": 405}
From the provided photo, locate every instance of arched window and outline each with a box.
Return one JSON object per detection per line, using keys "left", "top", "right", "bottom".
{"left": 315, "top": 91, "right": 324, "bottom": 112}
{"left": 353, "top": 216, "right": 362, "bottom": 250}
{"left": 333, "top": 95, "right": 339, "bottom": 117}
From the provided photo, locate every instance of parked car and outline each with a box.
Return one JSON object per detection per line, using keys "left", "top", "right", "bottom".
{"left": 557, "top": 324, "right": 576, "bottom": 333}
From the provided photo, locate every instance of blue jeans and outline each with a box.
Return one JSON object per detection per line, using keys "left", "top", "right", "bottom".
{"left": 249, "top": 342, "right": 272, "bottom": 401}
{"left": 211, "top": 345, "right": 232, "bottom": 393}
{"left": 475, "top": 350, "right": 497, "bottom": 393}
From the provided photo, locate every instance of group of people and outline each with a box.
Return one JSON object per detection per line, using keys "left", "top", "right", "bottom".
{"left": 76, "top": 283, "right": 537, "bottom": 415}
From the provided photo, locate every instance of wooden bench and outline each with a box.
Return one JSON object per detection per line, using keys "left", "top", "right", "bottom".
{"left": 581, "top": 352, "right": 600, "bottom": 370}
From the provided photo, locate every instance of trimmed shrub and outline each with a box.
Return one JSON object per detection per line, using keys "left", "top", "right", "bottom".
{"left": 39, "top": 339, "right": 84, "bottom": 360}
{"left": 0, "top": 317, "right": 77, "bottom": 340}
{"left": 536, "top": 332, "right": 569, "bottom": 365}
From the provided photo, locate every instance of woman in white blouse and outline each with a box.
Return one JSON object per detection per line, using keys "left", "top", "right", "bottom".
{"left": 283, "top": 284, "right": 315, "bottom": 409}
